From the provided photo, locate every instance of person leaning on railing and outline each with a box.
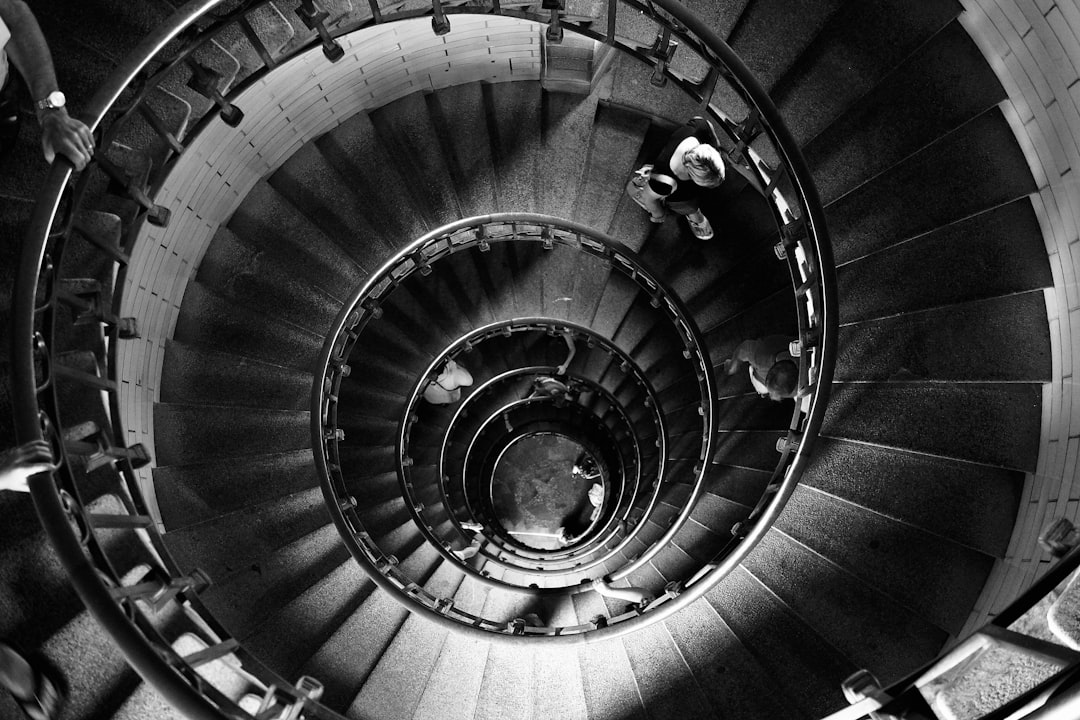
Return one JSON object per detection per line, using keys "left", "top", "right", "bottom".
{"left": 723, "top": 336, "right": 799, "bottom": 402}
{"left": 0, "top": 0, "right": 94, "bottom": 170}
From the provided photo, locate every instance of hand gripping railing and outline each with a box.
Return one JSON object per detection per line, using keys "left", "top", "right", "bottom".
{"left": 12, "top": 0, "right": 835, "bottom": 710}
{"left": 314, "top": 214, "right": 715, "bottom": 639}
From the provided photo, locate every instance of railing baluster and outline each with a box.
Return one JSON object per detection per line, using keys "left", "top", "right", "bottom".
{"left": 296, "top": 0, "right": 346, "bottom": 61}
{"left": 185, "top": 59, "right": 244, "bottom": 127}
{"left": 94, "top": 154, "right": 171, "bottom": 227}
{"left": 237, "top": 16, "right": 278, "bottom": 70}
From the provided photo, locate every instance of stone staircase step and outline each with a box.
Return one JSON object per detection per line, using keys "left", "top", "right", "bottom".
{"left": 804, "top": 20, "right": 1007, "bottom": 204}
{"left": 775, "top": 485, "right": 996, "bottom": 634}
{"left": 268, "top": 142, "right": 399, "bottom": 269}
{"left": 202, "top": 523, "right": 351, "bottom": 638}
{"left": 424, "top": 82, "right": 499, "bottom": 219}
{"left": 370, "top": 91, "right": 464, "bottom": 228}
{"left": 827, "top": 107, "right": 1037, "bottom": 266}
{"left": 706, "top": 566, "right": 854, "bottom": 718}
{"left": 771, "top": 0, "right": 962, "bottom": 145}
{"left": 802, "top": 438, "right": 1022, "bottom": 558}
{"left": 666, "top": 597, "right": 803, "bottom": 719}
{"left": 153, "top": 403, "right": 310, "bottom": 466}
{"left": 484, "top": 80, "right": 543, "bottom": 214}
{"left": 171, "top": 281, "right": 325, "bottom": 370}
{"left": 228, "top": 180, "right": 364, "bottom": 301}
{"left": 837, "top": 198, "right": 1052, "bottom": 324}
{"left": 821, "top": 382, "right": 1042, "bottom": 470}
{"left": 299, "top": 542, "right": 443, "bottom": 709}
{"left": 836, "top": 292, "right": 1052, "bottom": 383}
{"left": 317, "top": 110, "right": 431, "bottom": 243}
{"left": 164, "top": 487, "right": 329, "bottom": 582}
{"left": 153, "top": 448, "right": 318, "bottom": 531}
{"left": 746, "top": 529, "right": 949, "bottom": 680}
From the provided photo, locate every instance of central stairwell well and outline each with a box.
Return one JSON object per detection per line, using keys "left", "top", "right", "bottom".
{"left": 8, "top": 0, "right": 1054, "bottom": 719}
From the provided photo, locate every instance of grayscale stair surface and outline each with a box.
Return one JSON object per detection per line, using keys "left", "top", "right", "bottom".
{"left": 0, "top": 1, "right": 1055, "bottom": 720}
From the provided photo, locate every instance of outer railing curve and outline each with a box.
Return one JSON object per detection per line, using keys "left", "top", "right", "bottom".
{"left": 12, "top": 0, "right": 836, "bottom": 712}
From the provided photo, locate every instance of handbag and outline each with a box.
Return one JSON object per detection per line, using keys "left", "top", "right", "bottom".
{"left": 625, "top": 164, "right": 675, "bottom": 222}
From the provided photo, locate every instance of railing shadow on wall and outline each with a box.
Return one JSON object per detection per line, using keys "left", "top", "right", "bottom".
{"left": 10, "top": 0, "right": 836, "bottom": 716}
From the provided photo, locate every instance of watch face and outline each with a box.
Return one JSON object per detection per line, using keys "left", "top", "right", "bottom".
{"left": 48, "top": 91, "right": 66, "bottom": 108}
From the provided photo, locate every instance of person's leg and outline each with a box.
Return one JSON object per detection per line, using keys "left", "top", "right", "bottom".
{"left": 0, "top": 72, "right": 23, "bottom": 165}
{"left": 666, "top": 199, "right": 714, "bottom": 240}
{"left": 0, "top": 642, "right": 65, "bottom": 720}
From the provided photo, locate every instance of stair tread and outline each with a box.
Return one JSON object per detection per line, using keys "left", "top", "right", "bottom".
{"left": 805, "top": 20, "right": 1007, "bottom": 204}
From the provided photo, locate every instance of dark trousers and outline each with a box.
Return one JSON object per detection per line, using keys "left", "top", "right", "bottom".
{"left": 0, "top": 68, "right": 24, "bottom": 162}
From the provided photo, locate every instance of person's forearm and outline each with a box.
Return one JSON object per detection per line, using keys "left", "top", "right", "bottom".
{"left": 726, "top": 340, "right": 755, "bottom": 374}
{"left": 2, "top": 0, "right": 61, "bottom": 116}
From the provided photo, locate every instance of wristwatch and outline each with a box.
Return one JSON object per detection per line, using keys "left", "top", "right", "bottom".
{"left": 36, "top": 91, "right": 66, "bottom": 112}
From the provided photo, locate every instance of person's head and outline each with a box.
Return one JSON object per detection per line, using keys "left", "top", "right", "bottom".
{"left": 765, "top": 359, "right": 799, "bottom": 401}
{"left": 683, "top": 144, "right": 725, "bottom": 188}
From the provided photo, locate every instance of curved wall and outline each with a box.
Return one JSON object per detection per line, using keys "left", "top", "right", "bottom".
{"left": 958, "top": 0, "right": 1080, "bottom": 638}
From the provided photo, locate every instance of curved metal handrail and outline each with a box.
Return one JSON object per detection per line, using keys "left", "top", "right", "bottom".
{"left": 438, "top": 361, "right": 648, "bottom": 568}
{"left": 12, "top": 0, "right": 835, "bottom": 710}
{"left": 315, "top": 214, "right": 715, "bottom": 636}
{"left": 438, "top": 357, "right": 647, "bottom": 565}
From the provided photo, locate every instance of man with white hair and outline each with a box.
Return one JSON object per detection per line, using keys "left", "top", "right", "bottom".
{"left": 0, "top": 0, "right": 94, "bottom": 170}
{"left": 628, "top": 116, "right": 726, "bottom": 240}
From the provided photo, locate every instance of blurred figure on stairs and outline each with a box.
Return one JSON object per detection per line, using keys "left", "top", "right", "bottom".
{"left": 0, "top": 440, "right": 56, "bottom": 493}
{"left": 724, "top": 336, "right": 800, "bottom": 402}
{"left": 0, "top": 642, "right": 65, "bottom": 720}
{"left": 422, "top": 358, "right": 474, "bottom": 405}
{"left": 0, "top": 0, "right": 94, "bottom": 169}
{"left": 626, "top": 116, "right": 726, "bottom": 240}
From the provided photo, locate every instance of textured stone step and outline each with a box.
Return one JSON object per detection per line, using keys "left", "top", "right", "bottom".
{"left": 706, "top": 566, "right": 854, "bottom": 718}
{"left": 485, "top": 80, "right": 543, "bottom": 214}
{"left": 745, "top": 529, "right": 948, "bottom": 680}
{"left": 622, "top": 622, "right": 717, "bottom": 720}
{"left": 317, "top": 109, "right": 431, "bottom": 242}
{"left": 160, "top": 340, "right": 312, "bottom": 411}
{"left": 827, "top": 108, "right": 1037, "bottom": 265}
{"left": 836, "top": 292, "right": 1052, "bottom": 383}
{"left": 572, "top": 102, "right": 650, "bottom": 232}
{"left": 572, "top": 591, "right": 649, "bottom": 720}
{"left": 775, "top": 485, "right": 996, "bottom": 634}
{"left": 370, "top": 92, "right": 463, "bottom": 229}
{"left": 164, "top": 486, "right": 329, "bottom": 583}
{"left": 802, "top": 438, "right": 1022, "bottom": 557}
{"left": 299, "top": 542, "right": 443, "bottom": 710}
{"left": 154, "top": 403, "right": 311, "bottom": 466}
{"left": 171, "top": 281, "right": 326, "bottom": 370}
{"left": 772, "top": 0, "right": 962, "bottom": 145}
{"left": 228, "top": 180, "right": 364, "bottom": 301}
{"left": 821, "top": 382, "right": 1042, "bottom": 470}
{"left": 804, "top": 20, "right": 1006, "bottom": 204}
{"left": 153, "top": 448, "right": 318, "bottom": 530}
{"left": 666, "top": 598, "right": 803, "bottom": 719}
{"left": 425, "top": 82, "right": 498, "bottom": 219}
{"left": 243, "top": 557, "right": 379, "bottom": 680}
{"left": 200, "top": 523, "right": 350, "bottom": 638}
{"left": 837, "top": 198, "right": 1051, "bottom": 323}
{"left": 268, "top": 141, "right": 400, "bottom": 268}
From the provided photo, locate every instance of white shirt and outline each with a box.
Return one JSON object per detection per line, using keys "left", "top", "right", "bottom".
{"left": 0, "top": 15, "right": 10, "bottom": 87}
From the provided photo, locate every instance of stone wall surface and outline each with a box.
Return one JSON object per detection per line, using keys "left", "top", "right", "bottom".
{"left": 959, "top": 0, "right": 1080, "bottom": 639}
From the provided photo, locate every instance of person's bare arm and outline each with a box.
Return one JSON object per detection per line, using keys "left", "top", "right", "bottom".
{"left": 724, "top": 339, "right": 758, "bottom": 376}
{"left": 0, "top": 0, "right": 94, "bottom": 169}
{"left": 0, "top": 440, "right": 57, "bottom": 492}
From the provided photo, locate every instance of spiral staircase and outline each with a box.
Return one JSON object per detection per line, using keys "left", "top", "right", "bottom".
{"left": 1, "top": 0, "right": 1060, "bottom": 719}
